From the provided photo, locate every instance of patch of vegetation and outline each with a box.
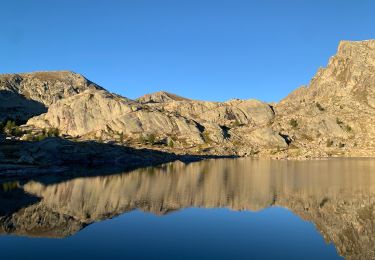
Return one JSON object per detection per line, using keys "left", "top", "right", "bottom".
{"left": 167, "top": 139, "right": 174, "bottom": 148}
{"left": 233, "top": 120, "right": 242, "bottom": 127}
{"left": 2, "top": 120, "right": 24, "bottom": 137}
{"left": 249, "top": 149, "right": 259, "bottom": 156}
{"left": 23, "top": 127, "right": 60, "bottom": 142}
{"left": 118, "top": 132, "right": 124, "bottom": 143}
{"left": 326, "top": 139, "right": 334, "bottom": 147}
{"left": 289, "top": 119, "right": 298, "bottom": 129}
{"left": 319, "top": 197, "right": 329, "bottom": 208}
{"left": 202, "top": 131, "right": 212, "bottom": 144}
{"left": 316, "top": 102, "right": 325, "bottom": 111}
{"left": 339, "top": 142, "right": 345, "bottom": 148}
{"left": 336, "top": 118, "right": 353, "bottom": 133}
{"left": 0, "top": 181, "right": 19, "bottom": 192}
{"left": 139, "top": 133, "right": 156, "bottom": 145}
{"left": 46, "top": 128, "right": 59, "bottom": 137}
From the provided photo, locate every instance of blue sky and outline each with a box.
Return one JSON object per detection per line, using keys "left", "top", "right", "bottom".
{"left": 2, "top": 0, "right": 375, "bottom": 102}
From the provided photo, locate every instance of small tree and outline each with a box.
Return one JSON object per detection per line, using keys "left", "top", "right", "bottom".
{"left": 326, "top": 139, "right": 334, "bottom": 147}
{"left": 233, "top": 120, "right": 241, "bottom": 127}
{"left": 289, "top": 119, "right": 298, "bottom": 129}
{"left": 119, "top": 132, "right": 124, "bottom": 143}
{"left": 3, "top": 120, "right": 23, "bottom": 137}
{"left": 168, "top": 139, "right": 174, "bottom": 148}
{"left": 316, "top": 102, "right": 325, "bottom": 111}
{"left": 47, "top": 128, "right": 59, "bottom": 137}
{"left": 148, "top": 133, "right": 156, "bottom": 144}
{"left": 4, "top": 120, "right": 16, "bottom": 134}
{"left": 139, "top": 133, "right": 156, "bottom": 145}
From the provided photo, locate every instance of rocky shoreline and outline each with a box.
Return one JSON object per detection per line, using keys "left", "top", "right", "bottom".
{"left": 0, "top": 137, "right": 238, "bottom": 180}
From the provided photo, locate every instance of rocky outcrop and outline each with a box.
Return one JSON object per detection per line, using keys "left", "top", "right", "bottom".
{"left": 25, "top": 87, "right": 284, "bottom": 152}
{"left": 0, "top": 71, "right": 103, "bottom": 122}
{"left": 0, "top": 71, "right": 103, "bottom": 106}
{"left": 1, "top": 158, "right": 374, "bottom": 259}
{"left": 137, "top": 91, "right": 190, "bottom": 103}
{"left": 141, "top": 94, "right": 275, "bottom": 126}
{"left": 273, "top": 40, "right": 375, "bottom": 158}
{"left": 27, "top": 89, "right": 205, "bottom": 144}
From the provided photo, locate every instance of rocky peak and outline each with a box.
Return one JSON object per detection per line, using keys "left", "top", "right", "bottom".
{"left": 0, "top": 71, "right": 104, "bottom": 106}
{"left": 137, "top": 91, "right": 191, "bottom": 104}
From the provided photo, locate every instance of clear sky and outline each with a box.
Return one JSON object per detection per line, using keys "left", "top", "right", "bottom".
{"left": 2, "top": 0, "right": 375, "bottom": 102}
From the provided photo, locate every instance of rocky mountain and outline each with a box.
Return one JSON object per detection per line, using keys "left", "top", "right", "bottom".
{"left": 272, "top": 40, "right": 375, "bottom": 158}
{"left": 1, "top": 39, "right": 375, "bottom": 160}
{"left": 137, "top": 91, "right": 191, "bottom": 103}
{"left": 0, "top": 71, "right": 103, "bottom": 122}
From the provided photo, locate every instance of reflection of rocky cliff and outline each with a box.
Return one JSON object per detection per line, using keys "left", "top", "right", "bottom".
{"left": 1, "top": 158, "right": 375, "bottom": 259}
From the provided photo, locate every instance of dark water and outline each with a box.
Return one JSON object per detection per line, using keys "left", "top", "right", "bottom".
{"left": 1, "top": 158, "right": 375, "bottom": 259}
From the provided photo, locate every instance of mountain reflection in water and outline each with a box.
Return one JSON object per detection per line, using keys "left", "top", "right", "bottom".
{"left": 0, "top": 158, "right": 374, "bottom": 259}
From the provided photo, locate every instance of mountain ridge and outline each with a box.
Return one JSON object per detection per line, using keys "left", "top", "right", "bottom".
{"left": 1, "top": 39, "right": 375, "bottom": 161}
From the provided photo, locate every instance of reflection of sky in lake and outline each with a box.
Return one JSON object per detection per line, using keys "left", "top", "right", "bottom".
{"left": 0, "top": 207, "right": 341, "bottom": 260}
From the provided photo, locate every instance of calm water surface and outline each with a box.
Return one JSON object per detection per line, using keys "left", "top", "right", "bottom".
{"left": 1, "top": 158, "right": 375, "bottom": 259}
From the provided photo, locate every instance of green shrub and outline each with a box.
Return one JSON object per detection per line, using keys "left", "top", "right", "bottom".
{"left": 167, "top": 139, "right": 174, "bottom": 148}
{"left": 118, "top": 132, "right": 124, "bottom": 143}
{"left": 336, "top": 118, "right": 343, "bottom": 125}
{"left": 326, "top": 139, "right": 334, "bottom": 147}
{"left": 47, "top": 128, "right": 59, "bottom": 137}
{"left": 339, "top": 142, "right": 345, "bottom": 148}
{"left": 344, "top": 125, "right": 352, "bottom": 132}
{"left": 233, "top": 120, "right": 242, "bottom": 127}
{"left": 289, "top": 119, "right": 298, "bottom": 129}
{"left": 316, "top": 102, "right": 325, "bottom": 111}
{"left": 2, "top": 120, "right": 24, "bottom": 137}
{"left": 202, "top": 131, "right": 212, "bottom": 143}
{"left": 148, "top": 133, "right": 156, "bottom": 144}
{"left": 139, "top": 133, "right": 156, "bottom": 145}
{"left": 24, "top": 128, "right": 60, "bottom": 142}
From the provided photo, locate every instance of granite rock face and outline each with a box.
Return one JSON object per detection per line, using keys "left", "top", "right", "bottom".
{"left": 2, "top": 40, "right": 375, "bottom": 158}
{"left": 23, "top": 77, "right": 284, "bottom": 152}
{"left": 0, "top": 71, "right": 103, "bottom": 122}
{"left": 272, "top": 40, "right": 375, "bottom": 158}
{"left": 0, "top": 71, "right": 103, "bottom": 106}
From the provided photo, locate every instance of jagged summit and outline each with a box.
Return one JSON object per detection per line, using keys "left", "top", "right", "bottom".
{"left": 137, "top": 91, "right": 191, "bottom": 103}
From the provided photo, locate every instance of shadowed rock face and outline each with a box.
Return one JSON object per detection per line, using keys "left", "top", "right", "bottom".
{"left": 0, "top": 90, "right": 47, "bottom": 122}
{"left": 0, "top": 158, "right": 374, "bottom": 259}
